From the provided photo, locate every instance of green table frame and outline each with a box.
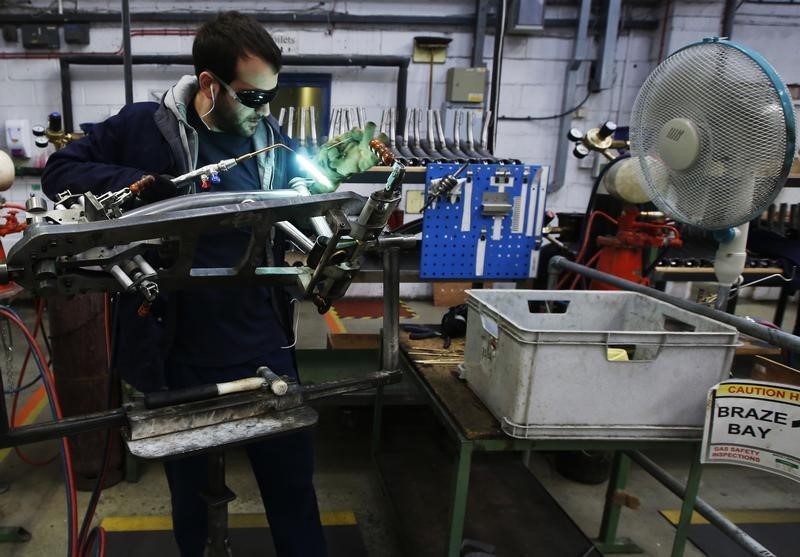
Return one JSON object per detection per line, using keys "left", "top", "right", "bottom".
{"left": 372, "top": 350, "right": 705, "bottom": 557}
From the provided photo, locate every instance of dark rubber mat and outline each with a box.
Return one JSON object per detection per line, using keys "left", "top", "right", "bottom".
{"left": 660, "top": 510, "right": 800, "bottom": 557}
{"left": 685, "top": 522, "right": 799, "bottom": 557}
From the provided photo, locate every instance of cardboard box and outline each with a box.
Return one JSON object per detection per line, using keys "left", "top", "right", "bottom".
{"left": 432, "top": 282, "right": 472, "bottom": 307}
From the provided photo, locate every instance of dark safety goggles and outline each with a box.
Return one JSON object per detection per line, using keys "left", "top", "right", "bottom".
{"left": 210, "top": 71, "right": 279, "bottom": 109}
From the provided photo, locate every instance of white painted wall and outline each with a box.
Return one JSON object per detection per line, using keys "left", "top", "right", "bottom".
{"left": 1, "top": 0, "right": 799, "bottom": 293}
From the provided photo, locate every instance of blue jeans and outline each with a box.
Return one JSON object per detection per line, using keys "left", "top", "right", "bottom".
{"left": 162, "top": 353, "right": 327, "bottom": 557}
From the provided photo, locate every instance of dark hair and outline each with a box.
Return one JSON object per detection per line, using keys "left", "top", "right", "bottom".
{"left": 192, "top": 11, "right": 282, "bottom": 82}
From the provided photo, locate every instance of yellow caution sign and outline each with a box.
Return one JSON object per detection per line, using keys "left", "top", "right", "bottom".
{"left": 702, "top": 380, "right": 800, "bottom": 483}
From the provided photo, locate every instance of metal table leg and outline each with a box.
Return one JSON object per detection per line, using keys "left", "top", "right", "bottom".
{"left": 773, "top": 285, "right": 790, "bottom": 328}
{"left": 202, "top": 450, "right": 235, "bottom": 557}
{"left": 595, "top": 452, "right": 642, "bottom": 554}
{"left": 670, "top": 445, "right": 703, "bottom": 557}
{"left": 374, "top": 246, "right": 399, "bottom": 456}
{"left": 371, "top": 384, "right": 385, "bottom": 455}
{"left": 447, "top": 440, "right": 474, "bottom": 557}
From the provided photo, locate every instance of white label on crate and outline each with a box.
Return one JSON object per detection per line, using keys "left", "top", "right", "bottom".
{"left": 702, "top": 380, "right": 800, "bottom": 483}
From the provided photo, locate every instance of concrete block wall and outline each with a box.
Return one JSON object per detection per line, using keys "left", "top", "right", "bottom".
{"left": 1, "top": 1, "right": 799, "bottom": 212}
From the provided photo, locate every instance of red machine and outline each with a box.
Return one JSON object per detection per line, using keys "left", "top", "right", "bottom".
{"left": 0, "top": 206, "right": 27, "bottom": 299}
{"left": 564, "top": 121, "right": 682, "bottom": 290}
{"left": 591, "top": 206, "right": 682, "bottom": 289}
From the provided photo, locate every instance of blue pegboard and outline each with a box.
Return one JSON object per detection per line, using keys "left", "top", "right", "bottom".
{"left": 420, "top": 163, "right": 548, "bottom": 280}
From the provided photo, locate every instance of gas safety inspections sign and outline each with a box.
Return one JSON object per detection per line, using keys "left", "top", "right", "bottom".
{"left": 702, "top": 380, "right": 800, "bottom": 482}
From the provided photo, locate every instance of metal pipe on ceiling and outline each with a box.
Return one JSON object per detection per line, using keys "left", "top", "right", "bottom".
{"left": 472, "top": 0, "right": 490, "bottom": 67}
{"left": 0, "top": 12, "right": 659, "bottom": 30}
{"left": 487, "top": 0, "right": 507, "bottom": 154}
{"left": 591, "top": 0, "right": 622, "bottom": 92}
{"left": 722, "top": 0, "right": 738, "bottom": 38}
{"left": 550, "top": 0, "right": 592, "bottom": 193}
{"left": 121, "top": 0, "right": 133, "bottom": 105}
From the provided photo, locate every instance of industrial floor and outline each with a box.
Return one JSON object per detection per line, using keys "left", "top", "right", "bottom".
{"left": 0, "top": 296, "right": 798, "bottom": 556}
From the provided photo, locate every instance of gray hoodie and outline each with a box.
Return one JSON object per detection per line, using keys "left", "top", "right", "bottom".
{"left": 153, "top": 75, "right": 290, "bottom": 191}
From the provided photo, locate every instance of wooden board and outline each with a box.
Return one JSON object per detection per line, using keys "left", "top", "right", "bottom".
{"left": 432, "top": 282, "right": 471, "bottom": 307}
{"left": 751, "top": 356, "right": 800, "bottom": 387}
{"left": 736, "top": 335, "right": 783, "bottom": 357}
{"left": 400, "top": 331, "right": 503, "bottom": 440}
{"left": 327, "top": 333, "right": 380, "bottom": 350}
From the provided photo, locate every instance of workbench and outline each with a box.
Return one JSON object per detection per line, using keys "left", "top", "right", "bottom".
{"left": 374, "top": 331, "right": 707, "bottom": 557}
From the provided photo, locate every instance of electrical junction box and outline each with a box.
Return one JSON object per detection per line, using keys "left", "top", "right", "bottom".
{"left": 446, "top": 68, "right": 487, "bottom": 103}
{"left": 508, "top": 0, "right": 546, "bottom": 34}
{"left": 2, "top": 25, "right": 18, "bottom": 43}
{"left": 64, "top": 23, "right": 90, "bottom": 45}
{"left": 405, "top": 190, "right": 426, "bottom": 214}
{"left": 21, "top": 24, "right": 60, "bottom": 49}
{"left": 413, "top": 36, "right": 451, "bottom": 64}
{"left": 6, "top": 119, "right": 33, "bottom": 159}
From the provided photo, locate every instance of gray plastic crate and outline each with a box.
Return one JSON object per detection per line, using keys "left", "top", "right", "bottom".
{"left": 462, "top": 290, "right": 739, "bottom": 440}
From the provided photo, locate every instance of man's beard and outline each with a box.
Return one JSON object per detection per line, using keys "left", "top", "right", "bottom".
{"left": 214, "top": 102, "right": 260, "bottom": 138}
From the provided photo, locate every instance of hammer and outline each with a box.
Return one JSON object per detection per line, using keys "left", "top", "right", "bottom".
{"left": 144, "top": 366, "right": 289, "bottom": 409}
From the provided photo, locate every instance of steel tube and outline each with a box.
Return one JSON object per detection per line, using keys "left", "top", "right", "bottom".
{"left": 310, "top": 216, "right": 334, "bottom": 239}
{"left": 0, "top": 11, "right": 659, "bottom": 29}
{"left": 120, "top": 190, "right": 301, "bottom": 218}
{"left": 626, "top": 451, "right": 776, "bottom": 557}
{"left": 549, "top": 256, "right": 800, "bottom": 352}
{"left": 0, "top": 12, "right": 479, "bottom": 26}
{"left": 487, "top": 0, "right": 507, "bottom": 154}
{"left": 121, "top": 0, "right": 133, "bottom": 105}
{"left": 591, "top": 0, "right": 621, "bottom": 92}
{"left": 59, "top": 59, "right": 74, "bottom": 132}
{"left": 472, "top": 0, "right": 489, "bottom": 67}
{"left": 301, "top": 370, "right": 401, "bottom": 400}
{"left": 382, "top": 247, "right": 400, "bottom": 372}
{"left": 275, "top": 221, "right": 315, "bottom": 253}
{"left": 551, "top": 0, "right": 592, "bottom": 192}
{"left": 0, "top": 408, "right": 127, "bottom": 448}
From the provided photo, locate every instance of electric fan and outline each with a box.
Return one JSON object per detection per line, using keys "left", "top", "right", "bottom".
{"left": 629, "top": 37, "right": 797, "bottom": 308}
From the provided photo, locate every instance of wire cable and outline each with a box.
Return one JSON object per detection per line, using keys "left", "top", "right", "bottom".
{"left": 556, "top": 210, "right": 618, "bottom": 288}
{"left": 729, "top": 268, "right": 797, "bottom": 299}
{"left": 3, "top": 373, "right": 41, "bottom": 394}
{"left": 9, "top": 299, "right": 59, "bottom": 466}
{"left": 570, "top": 250, "right": 602, "bottom": 289}
{"left": 77, "top": 293, "right": 117, "bottom": 557}
{"left": 0, "top": 305, "right": 78, "bottom": 557}
{"left": 498, "top": 89, "right": 592, "bottom": 121}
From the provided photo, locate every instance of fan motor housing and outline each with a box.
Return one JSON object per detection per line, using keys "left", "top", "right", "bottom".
{"left": 657, "top": 118, "right": 700, "bottom": 171}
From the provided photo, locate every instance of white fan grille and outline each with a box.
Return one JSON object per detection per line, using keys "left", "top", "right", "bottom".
{"left": 630, "top": 41, "right": 794, "bottom": 229}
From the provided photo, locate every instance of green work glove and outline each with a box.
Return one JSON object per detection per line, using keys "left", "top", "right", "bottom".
{"left": 311, "top": 121, "right": 390, "bottom": 194}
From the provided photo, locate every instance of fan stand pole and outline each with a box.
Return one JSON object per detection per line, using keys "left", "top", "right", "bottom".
{"left": 713, "top": 223, "right": 749, "bottom": 310}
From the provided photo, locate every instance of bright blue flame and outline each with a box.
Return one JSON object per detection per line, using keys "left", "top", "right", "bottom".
{"left": 295, "top": 153, "right": 333, "bottom": 190}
